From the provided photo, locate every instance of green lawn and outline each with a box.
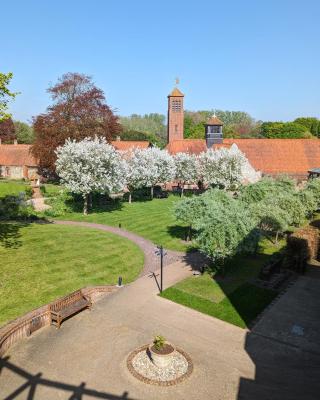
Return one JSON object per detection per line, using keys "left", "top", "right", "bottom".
{"left": 160, "top": 283, "right": 277, "bottom": 329}
{"left": 41, "top": 183, "right": 63, "bottom": 197}
{"left": 160, "top": 238, "right": 282, "bottom": 328}
{"left": 58, "top": 195, "right": 189, "bottom": 251}
{"left": 0, "top": 222, "right": 144, "bottom": 326}
{"left": 0, "top": 180, "right": 32, "bottom": 198}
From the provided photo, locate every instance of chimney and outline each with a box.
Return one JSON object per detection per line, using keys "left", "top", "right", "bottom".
{"left": 14, "top": 139, "right": 18, "bottom": 145}
{"left": 116, "top": 136, "right": 121, "bottom": 142}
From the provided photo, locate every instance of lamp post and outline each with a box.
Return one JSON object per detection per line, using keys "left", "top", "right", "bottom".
{"left": 155, "top": 245, "right": 167, "bottom": 293}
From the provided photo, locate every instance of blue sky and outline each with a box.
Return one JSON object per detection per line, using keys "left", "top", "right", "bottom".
{"left": 2, "top": 0, "right": 320, "bottom": 123}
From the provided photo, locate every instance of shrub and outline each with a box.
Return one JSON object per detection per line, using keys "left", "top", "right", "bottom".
{"left": 44, "top": 190, "right": 76, "bottom": 217}
{"left": 0, "top": 194, "right": 36, "bottom": 220}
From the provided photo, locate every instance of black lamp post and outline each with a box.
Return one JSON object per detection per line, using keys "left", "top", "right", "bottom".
{"left": 155, "top": 245, "right": 167, "bottom": 293}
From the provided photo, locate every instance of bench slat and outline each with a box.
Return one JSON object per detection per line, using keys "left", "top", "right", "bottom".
{"left": 57, "top": 299, "right": 89, "bottom": 319}
{"left": 49, "top": 290, "right": 92, "bottom": 328}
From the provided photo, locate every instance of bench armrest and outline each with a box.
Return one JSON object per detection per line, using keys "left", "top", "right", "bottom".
{"left": 82, "top": 294, "right": 92, "bottom": 304}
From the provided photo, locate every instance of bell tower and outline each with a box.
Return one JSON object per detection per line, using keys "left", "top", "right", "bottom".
{"left": 167, "top": 80, "right": 184, "bottom": 143}
{"left": 205, "top": 114, "right": 224, "bottom": 147}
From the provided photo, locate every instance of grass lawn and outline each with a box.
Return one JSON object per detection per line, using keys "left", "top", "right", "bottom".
{"left": 160, "top": 238, "right": 283, "bottom": 328}
{"left": 0, "top": 222, "right": 144, "bottom": 326}
{"left": 58, "top": 195, "right": 189, "bottom": 251}
{"left": 160, "top": 283, "right": 277, "bottom": 329}
{"left": 0, "top": 180, "right": 31, "bottom": 198}
{"left": 41, "top": 183, "right": 63, "bottom": 197}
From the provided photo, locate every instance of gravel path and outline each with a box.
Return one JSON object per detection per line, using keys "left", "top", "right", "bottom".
{"left": 54, "top": 220, "right": 185, "bottom": 276}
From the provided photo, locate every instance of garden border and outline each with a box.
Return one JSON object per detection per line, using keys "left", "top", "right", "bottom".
{"left": 126, "top": 344, "right": 194, "bottom": 386}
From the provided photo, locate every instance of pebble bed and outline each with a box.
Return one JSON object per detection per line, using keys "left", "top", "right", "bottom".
{"left": 127, "top": 345, "right": 193, "bottom": 386}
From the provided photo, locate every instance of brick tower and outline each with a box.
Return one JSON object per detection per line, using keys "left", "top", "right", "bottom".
{"left": 167, "top": 85, "right": 184, "bottom": 143}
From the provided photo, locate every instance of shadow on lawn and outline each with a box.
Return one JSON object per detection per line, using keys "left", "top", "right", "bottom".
{"left": 0, "top": 357, "right": 135, "bottom": 400}
{"left": 167, "top": 225, "right": 189, "bottom": 242}
{"left": 0, "top": 221, "right": 34, "bottom": 249}
{"left": 0, "top": 219, "right": 53, "bottom": 249}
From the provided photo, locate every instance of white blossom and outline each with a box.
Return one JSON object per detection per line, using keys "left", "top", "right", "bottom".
{"left": 55, "top": 136, "right": 127, "bottom": 213}
{"left": 174, "top": 152, "right": 198, "bottom": 185}
{"left": 197, "top": 145, "right": 260, "bottom": 190}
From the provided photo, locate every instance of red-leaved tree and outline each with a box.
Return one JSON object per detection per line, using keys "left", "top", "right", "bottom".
{"left": 0, "top": 117, "right": 16, "bottom": 143}
{"left": 32, "top": 73, "right": 122, "bottom": 175}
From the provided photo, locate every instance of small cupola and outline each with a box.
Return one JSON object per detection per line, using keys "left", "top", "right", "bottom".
{"left": 205, "top": 114, "right": 223, "bottom": 147}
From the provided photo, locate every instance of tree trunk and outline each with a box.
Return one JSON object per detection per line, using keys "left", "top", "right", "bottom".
{"left": 275, "top": 231, "right": 279, "bottom": 245}
{"left": 128, "top": 192, "right": 132, "bottom": 204}
{"left": 83, "top": 194, "right": 88, "bottom": 215}
{"left": 151, "top": 186, "right": 154, "bottom": 199}
{"left": 181, "top": 184, "right": 184, "bottom": 198}
{"left": 187, "top": 225, "right": 192, "bottom": 241}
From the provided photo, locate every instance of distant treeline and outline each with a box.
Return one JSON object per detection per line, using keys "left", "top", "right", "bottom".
{"left": 1, "top": 111, "right": 319, "bottom": 146}
{"left": 119, "top": 112, "right": 320, "bottom": 146}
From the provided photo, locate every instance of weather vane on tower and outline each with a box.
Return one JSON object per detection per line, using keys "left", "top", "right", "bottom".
{"left": 175, "top": 77, "right": 180, "bottom": 86}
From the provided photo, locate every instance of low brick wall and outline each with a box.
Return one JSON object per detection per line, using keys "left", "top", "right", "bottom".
{"left": 0, "top": 285, "right": 118, "bottom": 357}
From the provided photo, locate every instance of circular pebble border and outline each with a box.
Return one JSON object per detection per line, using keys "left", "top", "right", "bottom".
{"left": 127, "top": 345, "right": 193, "bottom": 386}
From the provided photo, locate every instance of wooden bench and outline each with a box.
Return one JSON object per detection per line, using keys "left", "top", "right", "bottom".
{"left": 49, "top": 290, "right": 92, "bottom": 329}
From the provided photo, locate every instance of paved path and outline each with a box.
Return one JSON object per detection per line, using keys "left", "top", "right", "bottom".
{"left": 29, "top": 185, "right": 51, "bottom": 211}
{"left": 1, "top": 263, "right": 320, "bottom": 399}
{"left": 54, "top": 220, "right": 187, "bottom": 276}
{"left": 0, "top": 261, "right": 254, "bottom": 400}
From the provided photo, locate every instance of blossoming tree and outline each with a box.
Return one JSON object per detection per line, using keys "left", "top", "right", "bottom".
{"left": 197, "top": 144, "right": 260, "bottom": 190}
{"left": 125, "top": 147, "right": 176, "bottom": 199}
{"left": 174, "top": 152, "right": 198, "bottom": 196}
{"left": 55, "top": 136, "right": 127, "bottom": 214}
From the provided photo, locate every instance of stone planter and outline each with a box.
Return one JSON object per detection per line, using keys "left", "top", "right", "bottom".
{"left": 148, "top": 343, "right": 175, "bottom": 368}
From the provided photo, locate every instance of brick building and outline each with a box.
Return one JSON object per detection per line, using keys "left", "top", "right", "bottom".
{"left": 166, "top": 85, "right": 320, "bottom": 180}
{"left": 167, "top": 87, "right": 184, "bottom": 142}
{"left": 0, "top": 142, "right": 38, "bottom": 179}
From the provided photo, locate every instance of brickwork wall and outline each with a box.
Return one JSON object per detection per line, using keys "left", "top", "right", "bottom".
{"left": 0, "top": 285, "right": 118, "bottom": 357}
{"left": 167, "top": 96, "right": 184, "bottom": 142}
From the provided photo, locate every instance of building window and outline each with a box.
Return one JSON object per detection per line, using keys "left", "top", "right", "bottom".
{"left": 171, "top": 99, "right": 181, "bottom": 112}
{"left": 175, "top": 124, "right": 178, "bottom": 133}
{"left": 207, "top": 125, "right": 221, "bottom": 134}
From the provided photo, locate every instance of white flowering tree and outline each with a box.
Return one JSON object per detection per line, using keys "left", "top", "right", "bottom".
{"left": 125, "top": 147, "right": 176, "bottom": 199}
{"left": 229, "top": 144, "right": 261, "bottom": 184}
{"left": 55, "top": 136, "right": 127, "bottom": 214}
{"left": 122, "top": 149, "right": 154, "bottom": 203}
{"left": 197, "top": 145, "right": 259, "bottom": 190}
{"left": 174, "top": 152, "right": 198, "bottom": 197}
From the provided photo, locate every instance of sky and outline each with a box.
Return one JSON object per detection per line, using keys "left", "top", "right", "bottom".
{"left": 1, "top": 0, "right": 320, "bottom": 123}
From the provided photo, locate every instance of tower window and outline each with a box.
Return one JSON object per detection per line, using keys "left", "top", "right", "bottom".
{"left": 175, "top": 124, "right": 178, "bottom": 132}
{"left": 171, "top": 99, "right": 182, "bottom": 112}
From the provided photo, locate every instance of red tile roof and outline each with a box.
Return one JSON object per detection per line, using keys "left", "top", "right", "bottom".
{"left": 168, "top": 87, "right": 184, "bottom": 97}
{"left": 166, "top": 139, "right": 208, "bottom": 155}
{"left": 206, "top": 116, "right": 224, "bottom": 126}
{"left": 166, "top": 138, "right": 320, "bottom": 178}
{"left": 111, "top": 141, "right": 151, "bottom": 151}
{"left": 0, "top": 144, "right": 38, "bottom": 167}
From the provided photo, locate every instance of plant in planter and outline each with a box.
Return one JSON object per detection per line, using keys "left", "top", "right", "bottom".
{"left": 148, "top": 335, "right": 175, "bottom": 368}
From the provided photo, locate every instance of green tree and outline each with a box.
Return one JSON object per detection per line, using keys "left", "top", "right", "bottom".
{"left": 120, "top": 113, "right": 166, "bottom": 146}
{"left": 294, "top": 117, "right": 319, "bottom": 136}
{"left": 239, "top": 176, "right": 295, "bottom": 204}
{"left": 0, "top": 72, "right": 18, "bottom": 121}
{"left": 194, "top": 194, "right": 258, "bottom": 267}
{"left": 14, "top": 121, "right": 34, "bottom": 144}
{"left": 305, "top": 178, "right": 320, "bottom": 207}
{"left": 184, "top": 110, "right": 260, "bottom": 139}
{"left": 119, "top": 129, "right": 160, "bottom": 146}
{"left": 260, "top": 121, "right": 311, "bottom": 138}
